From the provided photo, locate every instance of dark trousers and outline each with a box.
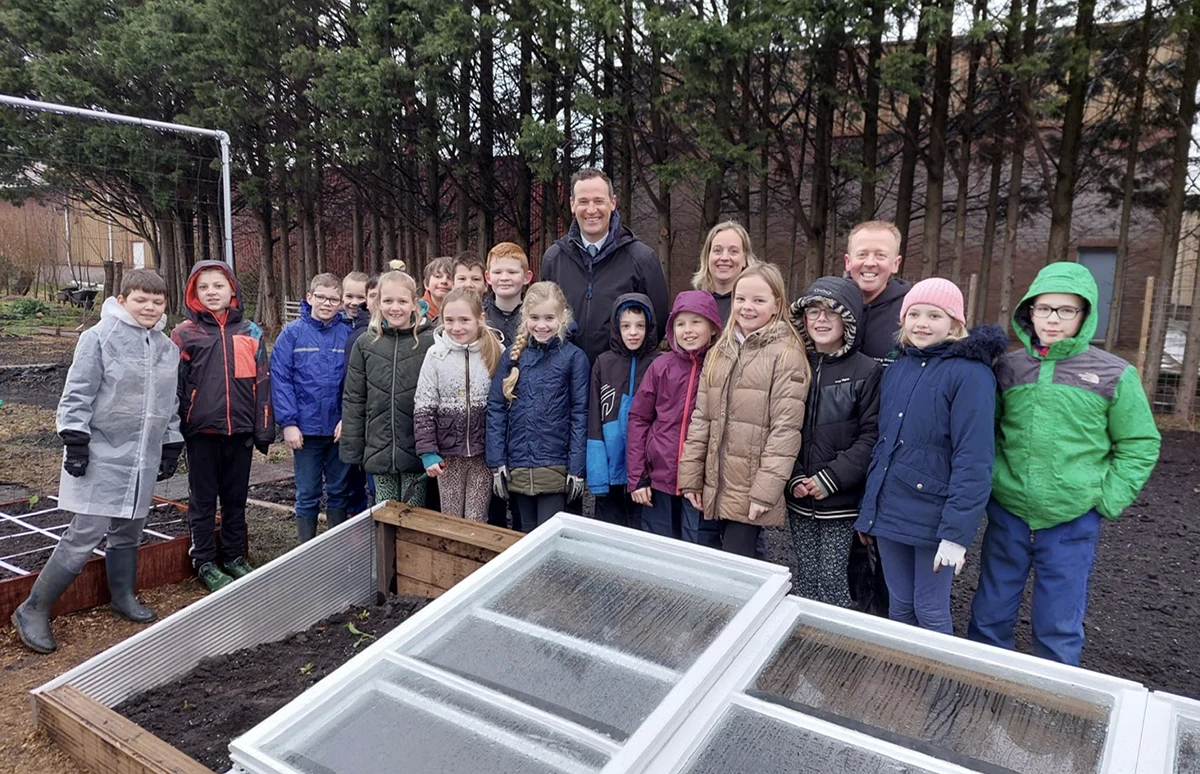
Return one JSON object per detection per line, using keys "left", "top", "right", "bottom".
{"left": 292, "top": 436, "right": 352, "bottom": 521}
{"left": 593, "top": 489, "right": 641, "bottom": 530}
{"left": 344, "top": 464, "right": 370, "bottom": 515}
{"left": 510, "top": 493, "right": 566, "bottom": 533}
{"left": 641, "top": 492, "right": 721, "bottom": 548}
{"left": 968, "top": 501, "right": 1103, "bottom": 666}
{"left": 720, "top": 520, "right": 762, "bottom": 557}
{"left": 186, "top": 433, "right": 252, "bottom": 567}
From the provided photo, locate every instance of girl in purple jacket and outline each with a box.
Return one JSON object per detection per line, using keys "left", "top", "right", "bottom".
{"left": 626, "top": 291, "right": 724, "bottom": 546}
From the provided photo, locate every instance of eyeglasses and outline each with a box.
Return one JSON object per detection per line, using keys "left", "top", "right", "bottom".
{"left": 311, "top": 294, "right": 341, "bottom": 307}
{"left": 1031, "top": 304, "right": 1082, "bottom": 321}
{"left": 803, "top": 307, "right": 837, "bottom": 321}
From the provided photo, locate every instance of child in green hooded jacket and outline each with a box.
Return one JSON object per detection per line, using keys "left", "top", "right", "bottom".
{"left": 968, "top": 262, "right": 1161, "bottom": 666}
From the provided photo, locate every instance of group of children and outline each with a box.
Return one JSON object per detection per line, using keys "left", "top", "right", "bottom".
{"left": 12, "top": 223, "right": 1161, "bottom": 670}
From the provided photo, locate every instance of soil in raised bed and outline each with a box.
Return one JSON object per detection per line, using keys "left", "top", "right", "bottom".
{"left": 115, "top": 594, "right": 430, "bottom": 772}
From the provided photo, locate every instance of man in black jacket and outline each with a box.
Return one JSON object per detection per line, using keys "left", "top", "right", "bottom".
{"left": 540, "top": 169, "right": 670, "bottom": 363}
{"left": 844, "top": 220, "right": 910, "bottom": 366}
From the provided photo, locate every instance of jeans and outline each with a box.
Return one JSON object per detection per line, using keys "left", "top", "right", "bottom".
{"left": 968, "top": 500, "right": 1103, "bottom": 666}
{"left": 640, "top": 492, "right": 720, "bottom": 548}
{"left": 875, "top": 536, "right": 955, "bottom": 634}
{"left": 292, "top": 436, "right": 352, "bottom": 521}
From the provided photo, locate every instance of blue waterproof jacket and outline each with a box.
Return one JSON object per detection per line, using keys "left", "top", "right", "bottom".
{"left": 270, "top": 300, "right": 350, "bottom": 436}
{"left": 486, "top": 335, "right": 590, "bottom": 475}
{"left": 854, "top": 325, "right": 1007, "bottom": 549}
{"left": 586, "top": 294, "right": 659, "bottom": 495}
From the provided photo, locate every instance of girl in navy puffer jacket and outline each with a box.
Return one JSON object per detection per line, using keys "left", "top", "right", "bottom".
{"left": 854, "top": 278, "right": 1007, "bottom": 635}
{"left": 486, "top": 282, "right": 590, "bottom": 532}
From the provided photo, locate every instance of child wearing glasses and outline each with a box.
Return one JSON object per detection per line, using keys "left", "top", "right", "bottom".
{"left": 969, "top": 263, "right": 1161, "bottom": 665}
{"left": 272, "top": 273, "right": 355, "bottom": 543}
{"left": 785, "top": 277, "right": 881, "bottom": 607}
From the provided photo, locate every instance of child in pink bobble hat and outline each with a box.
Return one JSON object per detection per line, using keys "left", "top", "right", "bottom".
{"left": 853, "top": 277, "right": 1008, "bottom": 635}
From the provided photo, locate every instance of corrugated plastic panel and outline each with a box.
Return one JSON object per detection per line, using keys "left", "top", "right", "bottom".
{"left": 33, "top": 507, "right": 379, "bottom": 708}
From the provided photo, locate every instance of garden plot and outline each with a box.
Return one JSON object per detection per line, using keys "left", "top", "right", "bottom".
{"left": 0, "top": 498, "right": 187, "bottom": 579}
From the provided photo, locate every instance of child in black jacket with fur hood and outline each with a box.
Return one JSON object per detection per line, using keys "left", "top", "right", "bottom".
{"left": 787, "top": 276, "right": 882, "bottom": 607}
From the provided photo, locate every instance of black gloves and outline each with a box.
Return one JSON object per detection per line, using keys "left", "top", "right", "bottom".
{"left": 158, "top": 442, "right": 184, "bottom": 481}
{"left": 60, "top": 430, "right": 90, "bottom": 478}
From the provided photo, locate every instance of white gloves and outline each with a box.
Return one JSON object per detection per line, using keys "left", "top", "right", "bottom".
{"left": 567, "top": 475, "right": 585, "bottom": 503}
{"left": 933, "top": 540, "right": 967, "bottom": 575}
{"left": 492, "top": 466, "right": 509, "bottom": 500}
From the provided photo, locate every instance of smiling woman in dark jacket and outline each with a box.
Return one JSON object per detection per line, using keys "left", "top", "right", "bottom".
{"left": 786, "top": 277, "right": 881, "bottom": 607}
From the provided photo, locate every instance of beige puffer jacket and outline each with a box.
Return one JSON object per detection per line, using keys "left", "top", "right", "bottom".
{"left": 678, "top": 320, "right": 809, "bottom": 527}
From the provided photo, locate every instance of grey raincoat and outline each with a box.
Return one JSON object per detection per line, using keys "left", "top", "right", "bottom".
{"left": 56, "top": 296, "right": 183, "bottom": 518}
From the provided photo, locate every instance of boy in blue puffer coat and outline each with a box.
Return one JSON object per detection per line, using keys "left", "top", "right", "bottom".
{"left": 272, "top": 273, "right": 353, "bottom": 543}
{"left": 854, "top": 278, "right": 1007, "bottom": 635}
{"left": 586, "top": 293, "right": 660, "bottom": 528}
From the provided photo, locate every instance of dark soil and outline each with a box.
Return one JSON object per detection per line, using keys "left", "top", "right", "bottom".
{"left": 115, "top": 594, "right": 429, "bottom": 772}
{"left": 247, "top": 480, "right": 298, "bottom": 506}
{"left": 768, "top": 429, "right": 1200, "bottom": 699}
{"left": 0, "top": 362, "right": 69, "bottom": 409}
{"left": 0, "top": 506, "right": 188, "bottom": 573}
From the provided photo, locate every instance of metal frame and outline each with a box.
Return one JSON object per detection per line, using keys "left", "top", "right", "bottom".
{"left": 1137, "top": 691, "right": 1200, "bottom": 773}
{"left": 230, "top": 514, "right": 792, "bottom": 774}
{"left": 33, "top": 505, "right": 384, "bottom": 708}
{"left": 0, "top": 94, "right": 236, "bottom": 270}
{"left": 646, "top": 595, "right": 1149, "bottom": 774}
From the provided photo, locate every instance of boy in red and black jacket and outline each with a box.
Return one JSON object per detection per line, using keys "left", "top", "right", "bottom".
{"left": 172, "top": 261, "right": 274, "bottom": 591}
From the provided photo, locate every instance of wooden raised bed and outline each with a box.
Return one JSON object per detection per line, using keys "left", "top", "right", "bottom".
{"left": 33, "top": 503, "right": 521, "bottom": 774}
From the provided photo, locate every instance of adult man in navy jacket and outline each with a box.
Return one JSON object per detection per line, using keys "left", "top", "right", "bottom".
{"left": 540, "top": 169, "right": 670, "bottom": 363}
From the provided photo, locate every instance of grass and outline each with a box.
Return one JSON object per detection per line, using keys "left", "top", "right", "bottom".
{"left": 0, "top": 297, "right": 96, "bottom": 335}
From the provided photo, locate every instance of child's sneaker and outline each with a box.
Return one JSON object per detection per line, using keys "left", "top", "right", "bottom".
{"left": 197, "top": 562, "right": 234, "bottom": 592}
{"left": 223, "top": 557, "right": 254, "bottom": 579}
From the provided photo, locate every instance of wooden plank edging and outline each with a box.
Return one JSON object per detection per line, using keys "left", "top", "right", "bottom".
{"left": 35, "top": 685, "right": 214, "bottom": 774}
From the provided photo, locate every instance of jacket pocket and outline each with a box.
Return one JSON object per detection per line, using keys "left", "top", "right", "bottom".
{"left": 890, "top": 460, "right": 949, "bottom": 497}
{"left": 232, "top": 334, "right": 258, "bottom": 379}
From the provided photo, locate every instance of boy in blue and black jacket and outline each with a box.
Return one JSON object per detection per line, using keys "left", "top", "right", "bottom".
{"left": 272, "top": 273, "right": 353, "bottom": 544}
{"left": 586, "top": 293, "right": 659, "bottom": 527}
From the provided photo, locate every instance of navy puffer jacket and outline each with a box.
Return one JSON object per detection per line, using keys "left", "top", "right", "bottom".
{"left": 486, "top": 335, "right": 590, "bottom": 475}
{"left": 854, "top": 325, "right": 1008, "bottom": 549}
{"left": 271, "top": 300, "right": 350, "bottom": 436}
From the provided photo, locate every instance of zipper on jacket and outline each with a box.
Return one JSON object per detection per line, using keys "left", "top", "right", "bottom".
{"left": 712, "top": 345, "right": 747, "bottom": 517}
{"left": 391, "top": 334, "right": 399, "bottom": 472}
{"left": 800, "top": 355, "right": 824, "bottom": 517}
{"left": 464, "top": 347, "right": 472, "bottom": 458}
{"left": 185, "top": 389, "right": 198, "bottom": 424}
{"left": 675, "top": 355, "right": 698, "bottom": 495}
{"left": 219, "top": 321, "right": 232, "bottom": 435}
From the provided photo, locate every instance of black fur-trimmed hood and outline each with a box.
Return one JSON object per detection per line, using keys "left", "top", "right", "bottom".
{"left": 926, "top": 324, "right": 1009, "bottom": 365}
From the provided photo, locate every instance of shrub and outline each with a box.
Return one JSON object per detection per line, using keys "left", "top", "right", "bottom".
{"left": 9, "top": 298, "right": 50, "bottom": 317}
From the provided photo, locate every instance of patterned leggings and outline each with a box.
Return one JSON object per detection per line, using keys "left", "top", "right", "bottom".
{"left": 374, "top": 473, "right": 427, "bottom": 507}
{"left": 790, "top": 515, "right": 856, "bottom": 608}
{"left": 438, "top": 456, "right": 492, "bottom": 521}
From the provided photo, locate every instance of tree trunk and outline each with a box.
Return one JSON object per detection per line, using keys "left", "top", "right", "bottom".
{"left": 383, "top": 203, "right": 397, "bottom": 267}
{"left": 895, "top": 0, "right": 931, "bottom": 260}
{"left": 1045, "top": 0, "right": 1097, "bottom": 264}
{"left": 808, "top": 37, "right": 835, "bottom": 288}
{"left": 1165, "top": 1, "right": 1200, "bottom": 415}
{"left": 920, "top": 0, "right": 954, "bottom": 279}
{"left": 280, "top": 199, "right": 293, "bottom": 302}
{"left": 352, "top": 192, "right": 365, "bottom": 273}
{"left": 199, "top": 211, "right": 211, "bottom": 264}
{"left": 1106, "top": 0, "right": 1153, "bottom": 349}
{"left": 516, "top": 10, "right": 533, "bottom": 249}
{"left": 426, "top": 154, "right": 441, "bottom": 257}
{"left": 256, "top": 196, "right": 280, "bottom": 329}
{"left": 315, "top": 195, "right": 327, "bottom": 274}
{"left": 371, "top": 204, "right": 383, "bottom": 273}
{"left": 657, "top": 180, "right": 672, "bottom": 288}
{"left": 975, "top": 138, "right": 1005, "bottom": 326}
{"left": 859, "top": 0, "right": 886, "bottom": 219}
{"left": 758, "top": 54, "right": 771, "bottom": 248}
{"left": 737, "top": 56, "right": 752, "bottom": 226}
{"left": 478, "top": 0, "right": 496, "bottom": 249}
{"left": 619, "top": 0, "right": 635, "bottom": 211}
{"left": 951, "top": 0, "right": 986, "bottom": 287}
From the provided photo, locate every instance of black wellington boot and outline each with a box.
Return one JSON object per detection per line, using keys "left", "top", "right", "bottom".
{"left": 106, "top": 547, "right": 157, "bottom": 623}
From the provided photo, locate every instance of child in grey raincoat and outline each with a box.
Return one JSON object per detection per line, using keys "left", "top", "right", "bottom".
{"left": 11, "top": 269, "right": 184, "bottom": 654}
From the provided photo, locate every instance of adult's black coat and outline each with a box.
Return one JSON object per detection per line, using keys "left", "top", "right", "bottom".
{"left": 540, "top": 211, "right": 669, "bottom": 362}
{"left": 787, "top": 276, "right": 882, "bottom": 519}
{"left": 856, "top": 276, "right": 910, "bottom": 366}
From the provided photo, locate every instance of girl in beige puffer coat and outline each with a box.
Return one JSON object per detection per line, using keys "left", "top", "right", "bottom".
{"left": 678, "top": 263, "right": 810, "bottom": 556}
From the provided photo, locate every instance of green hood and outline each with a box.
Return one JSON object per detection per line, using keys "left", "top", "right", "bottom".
{"left": 1013, "top": 262, "right": 1099, "bottom": 359}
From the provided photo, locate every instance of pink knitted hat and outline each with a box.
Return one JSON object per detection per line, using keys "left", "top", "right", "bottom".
{"left": 900, "top": 278, "right": 966, "bottom": 325}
